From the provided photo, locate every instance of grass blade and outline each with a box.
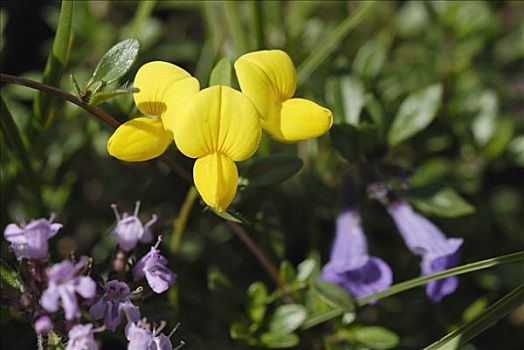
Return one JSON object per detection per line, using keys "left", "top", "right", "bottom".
{"left": 423, "top": 283, "right": 524, "bottom": 350}
{"left": 297, "top": 1, "right": 377, "bottom": 87}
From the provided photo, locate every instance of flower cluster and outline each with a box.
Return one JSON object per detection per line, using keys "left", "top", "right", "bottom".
{"left": 2, "top": 203, "right": 181, "bottom": 349}
{"left": 321, "top": 189, "right": 463, "bottom": 302}
{"left": 107, "top": 50, "right": 333, "bottom": 212}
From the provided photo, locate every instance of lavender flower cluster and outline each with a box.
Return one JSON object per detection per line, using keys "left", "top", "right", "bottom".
{"left": 2, "top": 202, "right": 182, "bottom": 350}
{"left": 320, "top": 184, "right": 463, "bottom": 302}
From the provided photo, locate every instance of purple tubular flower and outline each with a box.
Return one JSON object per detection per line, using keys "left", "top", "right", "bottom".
{"left": 320, "top": 209, "right": 393, "bottom": 299}
{"left": 89, "top": 280, "right": 140, "bottom": 332}
{"left": 111, "top": 202, "right": 157, "bottom": 252}
{"left": 41, "top": 256, "right": 97, "bottom": 320}
{"left": 127, "top": 320, "right": 178, "bottom": 350}
{"left": 66, "top": 323, "right": 101, "bottom": 350}
{"left": 388, "top": 201, "right": 463, "bottom": 302}
{"left": 3, "top": 214, "right": 62, "bottom": 261}
{"left": 133, "top": 237, "right": 176, "bottom": 294}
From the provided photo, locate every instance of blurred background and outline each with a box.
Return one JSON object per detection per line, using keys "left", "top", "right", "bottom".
{"left": 1, "top": 1, "right": 523, "bottom": 349}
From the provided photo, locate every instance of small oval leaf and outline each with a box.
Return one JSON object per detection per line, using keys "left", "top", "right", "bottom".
{"left": 388, "top": 83, "right": 443, "bottom": 145}
{"left": 269, "top": 304, "right": 307, "bottom": 335}
{"left": 407, "top": 186, "right": 476, "bottom": 218}
{"left": 0, "top": 259, "right": 23, "bottom": 292}
{"left": 246, "top": 154, "right": 303, "bottom": 187}
{"left": 259, "top": 332, "right": 299, "bottom": 348}
{"left": 247, "top": 282, "right": 268, "bottom": 324}
{"left": 90, "top": 38, "right": 140, "bottom": 86}
{"left": 355, "top": 326, "right": 400, "bottom": 350}
{"left": 314, "top": 280, "right": 354, "bottom": 312}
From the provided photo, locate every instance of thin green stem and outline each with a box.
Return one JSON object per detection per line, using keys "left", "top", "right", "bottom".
{"left": 297, "top": 1, "right": 377, "bottom": 87}
{"left": 171, "top": 186, "right": 198, "bottom": 253}
{"left": 223, "top": 1, "right": 249, "bottom": 56}
{"left": 35, "top": 0, "right": 75, "bottom": 124}
{"left": 252, "top": 0, "right": 265, "bottom": 50}
{"left": 423, "top": 283, "right": 524, "bottom": 350}
{"left": 127, "top": 0, "right": 157, "bottom": 38}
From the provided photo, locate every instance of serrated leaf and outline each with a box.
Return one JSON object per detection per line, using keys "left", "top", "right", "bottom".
{"left": 0, "top": 259, "right": 23, "bottom": 292}
{"left": 408, "top": 186, "right": 475, "bottom": 218}
{"left": 269, "top": 304, "right": 307, "bottom": 335}
{"left": 209, "top": 57, "right": 232, "bottom": 86}
{"left": 259, "top": 332, "right": 299, "bottom": 348}
{"left": 246, "top": 154, "right": 303, "bottom": 187}
{"left": 388, "top": 83, "right": 443, "bottom": 145}
{"left": 89, "top": 38, "right": 140, "bottom": 87}
{"left": 314, "top": 280, "right": 354, "bottom": 312}
{"left": 355, "top": 326, "right": 400, "bottom": 350}
{"left": 247, "top": 282, "right": 268, "bottom": 324}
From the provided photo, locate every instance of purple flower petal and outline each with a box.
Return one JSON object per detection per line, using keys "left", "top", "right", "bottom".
{"left": 75, "top": 276, "right": 97, "bottom": 299}
{"left": 127, "top": 322, "right": 153, "bottom": 350}
{"left": 320, "top": 209, "right": 393, "bottom": 299}
{"left": 60, "top": 288, "right": 81, "bottom": 320}
{"left": 66, "top": 324, "right": 99, "bottom": 350}
{"left": 41, "top": 286, "right": 60, "bottom": 312}
{"left": 111, "top": 202, "right": 157, "bottom": 252}
{"left": 388, "top": 201, "right": 463, "bottom": 301}
{"left": 133, "top": 237, "right": 176, "bottom": 294}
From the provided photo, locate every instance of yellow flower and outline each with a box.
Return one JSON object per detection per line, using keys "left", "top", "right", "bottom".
{"left": 107, "top": 61, "right": 200, "bottom": 162}
{"left": 173, "top": 86, "right": 261, "bottom": 211}
{"left": 234, "top": 49, "right": 333, "bottom": 142}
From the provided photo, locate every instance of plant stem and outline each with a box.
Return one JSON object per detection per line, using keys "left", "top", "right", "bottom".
{"left": 228, "top": 221, "right": 282, "bottom": 288}
{"left": 171, "top": 186, "right": 198, "bottom": 253}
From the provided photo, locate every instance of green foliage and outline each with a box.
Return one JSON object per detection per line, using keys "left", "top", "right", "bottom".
{"left": 354, "top": 326, "right": 400, "bottom": 350}
{"left": 209, "top": 57, "right": 232, "bottom": 86}
{"left": 0, "top": 259, "right": 23, "bottom": 292}
{"left": 245, "top": 154, "right": 303, "bottom": 187}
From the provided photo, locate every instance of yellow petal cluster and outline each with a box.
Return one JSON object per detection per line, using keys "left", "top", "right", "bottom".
{"left": 173, "top": 86, "right": 261, "bottom": 211}
{"left": 234, "top": 50, "right": 333, "bottom": 142}
{"left": 107, "top": 61, "right": 199, "bottom": 162}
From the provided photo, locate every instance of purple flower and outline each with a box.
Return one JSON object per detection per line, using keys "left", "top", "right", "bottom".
{"left": 3, "top": 214, "right": 62, "bottom": 261}
{"left": 127, "top": 320, "right": 180, "bottom": 350}
{"left": 34, "top": 313, "right": 53, "bottom": 335}
{"left": 133, "top": 237, "right": 176, "bottom": 294}
{"left": 66, "top": 323, "right": 101, "bottom": 350}
{"left": 89, "top": 280, "right": 140, "bottom": 331}
{"left": 388, "top": 201, "right": 463, "bottom": 301}
{"left": 41, "top": 256, "right": 97, "bottom": 320}
{"left": 320, "top": 209, "right": 393, "bottom": 299}
{"left": 111, "top": 202, "right": 157, "bottom": 252}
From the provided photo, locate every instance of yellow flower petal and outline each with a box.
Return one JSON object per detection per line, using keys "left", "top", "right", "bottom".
{"left": 193, "top": 153, "right": 238, "bottom": 212}
{"left": 234, "top": 50, "right": 296, "bottom": 125}
{"left": 107, "top": 117, "right": 171, "bottom": 162}
{"left": 277, "top": 98, "right": 334, "bottom": 142}
{"left": 133, "top": 61, "right": 199, "bottom": 121}
{"left": 173, "top": 85, "right": 261, "bottom": 161}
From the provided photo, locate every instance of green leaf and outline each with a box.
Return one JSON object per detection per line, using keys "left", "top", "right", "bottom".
{"left": 279, "top": 261, "right": 296, "bottom": 285}
{"left": 35, "top": 0, "right": 74, "bottom": 124}
{"left": 259, "top": 332, "right": 299, "bottom": 348}
{"left": 47, "top": 331, "right": 65, "bottom": 350}
{"left": 208, "top": 57, "right": 232, "bottom": 86}
{"left": 245, "top": 154, "right": 303, "bottom": 187}
{"left": 340, "top": 76, "right": 365, "bottom": 125}
{"left": 88, "top": 87, "right": 139, "bottom": 106}
{"left": 355, "top": 326, "right": 400, "bottom": 350}
{"left": 424, "top": 283, "right": 524, "bottom": 350}
{"left": 230, "top": 322, "right": 251, "bottom": 340}
{"left": 89, "top": 38, "right": 140, "bottom": 88}
{"left": 269, "top": 304, "right": 307, "bottom": 335}
{"left": 352, "top": 39, "right": 387, "bottom": 79}
{"left": 296, "top": 258, "right": 317, "bottom": 282}
{"left": 301, "top": 308, "right": 344, "bottom": 330}
{"left": 0, "top": 259, "right": 23, "bottom": 292}
{"left": 1, "top": 97, "right": 42, "bottom": 208}
{"left": 314, "top": 280, "right": 354, "bottom": 312}
{"left": 211, "top": 209, "right": 250, "bottom": 224}
{"left": 247, "top": 282, "right": 268, "bottom": 324}
{"left": 387, "top": 83, "right": 443, "bottom": 145}
{"left": 407, "top": 186, "right": 475, "bottom": 218}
